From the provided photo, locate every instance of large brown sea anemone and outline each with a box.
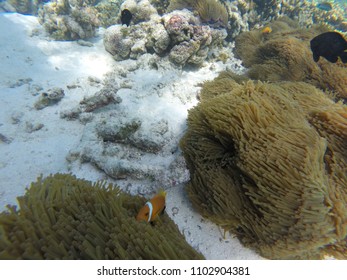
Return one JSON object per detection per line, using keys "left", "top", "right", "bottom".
{"left": 168, "top": 0, "right": 229, "bottom": 28}
{"left": 180, "top": 72, "right": 347, "bottom": 259}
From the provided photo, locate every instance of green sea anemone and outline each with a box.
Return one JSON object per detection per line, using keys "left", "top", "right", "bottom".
{"left": 0, "top": 174, "right": 204, "bottom": 260}
{"left": 168, "top": 0, "right": 228, "bottom": 28}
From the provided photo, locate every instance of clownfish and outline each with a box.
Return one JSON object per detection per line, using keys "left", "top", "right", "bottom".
{"left": 136, "top": 190, "right": 166, "bottom": 222}
{"left": 261, "top": 26, "right": 272, "bottom": 34}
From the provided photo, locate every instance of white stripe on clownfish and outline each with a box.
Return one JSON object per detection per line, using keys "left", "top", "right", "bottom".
{"left": 145, "top": 201, "right": 153, "bottom": 222}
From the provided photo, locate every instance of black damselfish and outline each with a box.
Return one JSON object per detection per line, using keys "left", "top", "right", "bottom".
{"left": 121, "top": 9, "right": 132, "bottom": 27}
{"left": 310, "top": 31, "right": 347, "bottom": 63}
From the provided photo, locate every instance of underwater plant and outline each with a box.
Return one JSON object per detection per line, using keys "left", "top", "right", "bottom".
{"left": 0, "top": 174, "right": 204, "bottom": 259}
{"left": 167, "top": 0, "right": 229, "bottom": 28}
{"left": 180, "top": 72, "right": 347, "bottom": 259}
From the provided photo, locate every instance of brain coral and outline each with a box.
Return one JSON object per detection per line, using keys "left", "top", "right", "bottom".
{"left": 180, "top": 72, "right": 347, "bottom": 259}
{"left": 234, "top": 17, "right": 347, "bottom": 100}
{"left": 168, "top": 0, "right": 228, "bottom": 28}
{"left": 0, "top": 174, "right": 204, "bottom": 260}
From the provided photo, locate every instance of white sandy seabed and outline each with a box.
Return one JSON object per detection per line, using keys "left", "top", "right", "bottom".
{"left": 0, "top": 12, "right": 262, "bottom": 260}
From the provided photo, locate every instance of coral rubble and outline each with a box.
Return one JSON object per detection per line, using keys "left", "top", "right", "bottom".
{"left": 0, "top": 174, "right": 204, "bottom": 259}
{"left": 180, "top": 72, "right": 347, "bottom": 259}
{"left": 34, "top": 87, "right": 65, "bottom": 110}
{"left": 63, "top": 69, "right": 191, "bottom": 190}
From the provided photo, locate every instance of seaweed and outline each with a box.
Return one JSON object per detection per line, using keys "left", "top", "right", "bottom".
{"left": 0, "top": 174, "right": 204, "bottom": 260}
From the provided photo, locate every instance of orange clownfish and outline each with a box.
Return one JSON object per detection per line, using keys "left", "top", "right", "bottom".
{"left": 136, "top": 190, "right": 166, "bottom": 222}
{"left": 261, "top": 26, "right": 272, "bottom": 34}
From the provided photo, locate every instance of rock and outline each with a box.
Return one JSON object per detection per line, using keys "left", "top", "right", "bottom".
{"left": 121, "top": 0, "right": 158, "bottom": 24}
{"left": 34, "top": 87, "right": 65, "bottom": 110}
{"left": 80, "top": 85, "right": 121, "bottom": 113}
{"left": 169, "top": 41, "right": 198, "bottom": 65}
{"left": 38, "top": 0, "right": 100, "bottom": 40}
{"left": 9, "top": 78, "right": 32, "bottom": 88}
{"left": 104, "top": 25, "right": 134, "bottom": 60}
{"left": 0, "top": 133, "right": 12, "bottom": 144}
{"left": 148, "top": 23, "right": 170, "bottom": 54}
{"left": 61, "top": 83, "right": 121, "bottom": 121}
{"left": 77, "top": 40, "right": 94, "bottom": 47}
{"left": 10, "top": 111, "right": 24, "bottom": 125}
{"left": 25, "top": 122, "right": 44, "bottom": 133}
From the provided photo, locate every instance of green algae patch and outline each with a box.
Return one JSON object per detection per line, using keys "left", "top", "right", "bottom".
{"left": 0, "top": 174, "right": 204, "bottom": 260}
{"left": 180, "top": 74, "right": 347, "bottom": 259}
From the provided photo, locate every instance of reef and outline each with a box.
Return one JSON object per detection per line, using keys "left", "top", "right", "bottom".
{"left": 38, "top": 0, "right": 100, "bottom": 40}
{"left": 280, "top": 0, "right": 347, "bottom": 32}
{"left": 180, "top": 72, "right": 347, "bottom": 259}
{"left": 122, "top": 0, "right": 158, "bottom": 24}
{"left": 0, "top": 173, "right": 204, "bottom": 259}
{"left": 3, "top": 0, "right": 46, "bottom": 15}
{"left": 94, "top": 0, "right": 122, "bottom": 28}
{"left": 104, "top": 2, "right": 227, "bottom": 66}
{"left": 234, "top": 17, "right": 347, "bottom": 100}
{"left": 220, "top": 0, "right": 347, "bottom": 40}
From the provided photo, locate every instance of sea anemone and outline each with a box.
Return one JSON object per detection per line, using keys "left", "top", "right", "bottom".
{"left": 0, "top": 174, "right": 204, "bottom": 260}
{"left": 180, "top": 73, "right": 347, "bottom": 259}
{"left": 168, "top": 0, "right": 228, "bottom": 28}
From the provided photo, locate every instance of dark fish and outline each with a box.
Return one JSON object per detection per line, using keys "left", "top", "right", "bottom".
{"left": 316, "top": 2, "right": 333, "bottom": 12}
{"left": 121, "top": 9, "right": 132, "bottom": 27}
{"left": 310, "top": 31, "right": 347, "bottom": 63}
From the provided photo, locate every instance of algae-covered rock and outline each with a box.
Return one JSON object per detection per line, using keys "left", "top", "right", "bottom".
{"left": 6, "top": 0, "right": 45, "bottom": 15}
{"left": 0, "top": 174, "right": 204, "bottom": 260}
{"left": 94, "top": 0, "right": 122, "bottom": 27}
{"left": 234, "top": 17, "right": 347, "bottom": 100}
{"left": 121, "top": 0, "right": 158, "bottom": 24}
{"left": 180, "top": 72, "right": 347, "bottom": 259}
{"left": 149, "top": 0, "right": 170, "bottom": 15}
{"left": 38, "top": 0, "right": 100, "bottom": 40}
{"left": 34, "top": 87, "right": 65, "bottom": 110}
